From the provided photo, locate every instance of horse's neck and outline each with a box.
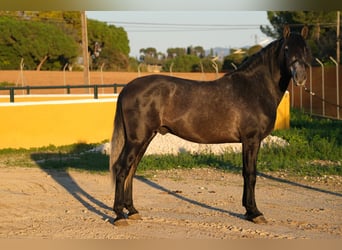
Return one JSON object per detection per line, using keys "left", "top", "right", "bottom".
{"left": 230, "top": 40, "right": 291, "bottom": 106}
{"left": 262, "top": 40, "right": 292, "bottom": 104}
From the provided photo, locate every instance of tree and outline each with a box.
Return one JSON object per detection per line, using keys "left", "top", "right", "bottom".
{"left": 222, "top": 45, "right": 262, "bottom": 72}
{"left": 187, "top": 45, "right": 205, "bottom": 58}
{"left": 260, "top": 11, "right": 340, "bottom": 62}
{"left": 0, "top": 12, "right": 131, "bottom": 71}
{"left": 167, "top": 47, "right": 186, "bottom": 58}
{"left": 87, "top": 19, "right": 130, "bottom": 70}
{"left": 0, "top": 16, "right": 78, "bottom": 70}
{"left": 163, "top": 54, "right": 201, "bottom": 72}
{"left": 222, "top": 48, "right": 247, "bottom": 71}
{"left": 0, "top": 11, "right": 82, "bottom": 43}
{"left": 139, "top": 47, "right": 158, "bottom": 64}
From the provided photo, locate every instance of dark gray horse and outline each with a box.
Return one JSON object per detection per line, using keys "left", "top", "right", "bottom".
{"left": 110, "top": 25, "right": 310, "bottom": 225}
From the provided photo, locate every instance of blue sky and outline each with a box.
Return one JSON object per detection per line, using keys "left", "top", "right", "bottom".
{"left": 86, "top": 11, "right": 273, "bottom": 58}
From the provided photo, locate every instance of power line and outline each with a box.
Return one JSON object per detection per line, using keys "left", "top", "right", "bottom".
{"left": 106, "top": 21, "right": 268, "bottom": 27}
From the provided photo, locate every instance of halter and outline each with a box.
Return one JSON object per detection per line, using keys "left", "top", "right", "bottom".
{"left": 288, "top": 58, "right": 310, "bottom": 67}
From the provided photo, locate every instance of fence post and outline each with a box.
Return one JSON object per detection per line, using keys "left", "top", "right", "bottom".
{"left": 329, "top": 56, "right": 340, "bottom": 119}
{"left": 10, "top": 87, "right": 14, "bottom": 103}
{"left": 26, "top": 86, "right": 30, "bottom": 95}
{"left": 94, "top": 85, "right": 98, "bottom": 99}
{"left": 114, "top": 84, "right": 117, "bottom": 94}
{"left": 315, "top": 58, "right": 325, "bottom": 116}
{"left": 291, "top": 79, "right": 294, "bottom": 108}
{"left": 309, "top": 65, "right": 312, "bottom": 115}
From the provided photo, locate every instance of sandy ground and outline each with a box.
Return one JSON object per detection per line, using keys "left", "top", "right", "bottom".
{"left": 0, "top": 166, "right": 341, "bottom": 239}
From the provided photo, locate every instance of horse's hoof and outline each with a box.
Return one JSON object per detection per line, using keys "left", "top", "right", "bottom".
{"left": 251, "top": 215, "right": 267, "bottom": 224}
{"left": 128, "top": 213, "right": 142, "bottom": 220}
{"left": 114, "top": 218, "right": 129, "bottom": 226}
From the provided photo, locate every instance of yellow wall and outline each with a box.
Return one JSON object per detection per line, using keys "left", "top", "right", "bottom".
{"left": 274, "top": 91, "right": 290, "bottom": 131}
{"left": 0, "top": 98, "right": 116, "bottom": 149}
{"left": 0, "top": 92, "right": 289, "bottom": 149}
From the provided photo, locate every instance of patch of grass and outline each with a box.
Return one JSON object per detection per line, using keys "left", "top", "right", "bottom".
{"left": 266, "top": 109, "right": 342, "bottom": 176}
{"left": 139, "top": 152, "right": 241, "bottom": 173}
{"left": 0, "top": 142, "right": 109, "bottom": 173}
{"left": 0, "top": 81, "right": 15, "bottom": 87}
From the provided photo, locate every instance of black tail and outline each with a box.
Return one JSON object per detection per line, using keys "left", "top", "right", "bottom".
{"left": 109, "top": 97, "right": 125, "bottom": 185}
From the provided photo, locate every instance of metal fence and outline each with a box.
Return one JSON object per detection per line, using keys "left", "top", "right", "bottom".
{"left": 0, "top": 83, "right": 126, "bottom": 103}
{"left": 288, "top": 64, "right": 341, "bottom": 120}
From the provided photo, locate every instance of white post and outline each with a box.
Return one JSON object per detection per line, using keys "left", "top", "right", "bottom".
{"left": 63, "top": 63, "right": 68, "bottom": 94}
{"left": 100, "top": 63, "right": 105, "bottom": 94}
{"left": 309, "top": 65, "right": 313, "bottom": 115}
{"left": 170, "top": 62, "right": 174, "bottom": 76}
{"left": 138, "top": 63, "right": 142, "bottom": 77}
{"left": 211, "top": 56, "right": 219, "bottom": 79}
{"left": 329, "top": 56, "right": 340, "bottom": 119}
{"left": 315, "top": 58, "right": 325, "bottom": 116}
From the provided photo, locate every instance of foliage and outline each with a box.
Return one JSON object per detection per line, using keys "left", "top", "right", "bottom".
{"left": 260, "top": 11, "right": 340, "bottom": 63}
{"left": 87, "top": 19, "right": 130, "bottom": 71}
{"left": 261, "top": 110, "right": 341, "bottom": 175}
{"left": 163, "top": 55, "right": 201, "bottom": 72}
{"left": 187, "top": 46, "right": 205, "bottom": 58}
{"left": 222, "top": 45, "right": 262, "bottom": 71}
{"left": 139, "top": 47, "right": 165, "bottom": 65}
{"left": 0, "top": 16, "right": 79, "bottom": 70}
{"left": 137, "top": 46, "right": 223, "bottom": 73}
{"left": 0, "top": 81, "right": 15, "bottom": 87}
{"left": 166, "top": 47, "right": 187, "bottom": 58}
{"left": 0, "top": 12, "right": 131, "bottom": 71}
{"left": 0, "top": 143, "right": 109, "bottom": 173}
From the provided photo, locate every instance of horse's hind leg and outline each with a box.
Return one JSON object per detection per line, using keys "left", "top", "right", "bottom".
{"left": 113, "top": 149, "right": 132, "bottom": 225}
{"left": 124, "top": 133, "right": 156, "bottom": 220}
{"left": 113, "top": 134, "right": 156, "bottom": 224}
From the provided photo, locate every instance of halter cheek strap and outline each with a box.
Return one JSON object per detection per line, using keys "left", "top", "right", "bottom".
{"left": 288, "top": 58, "right": 310, "bottom": 67}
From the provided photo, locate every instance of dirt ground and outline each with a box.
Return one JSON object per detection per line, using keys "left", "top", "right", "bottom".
{"left": 0, "top": 167, "right": 341, "bottom": 239}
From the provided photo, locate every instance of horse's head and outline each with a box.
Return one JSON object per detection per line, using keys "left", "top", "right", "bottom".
{"left": 282, "top": 25, "right": 311, "bottom": 86}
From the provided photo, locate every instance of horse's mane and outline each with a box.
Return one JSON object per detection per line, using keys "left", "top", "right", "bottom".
{"left": 235, "top": 38, "right": 283, "bottom": 74}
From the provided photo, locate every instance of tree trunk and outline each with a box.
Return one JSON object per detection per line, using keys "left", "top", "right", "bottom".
{"left": 36, "top": 55, "right": 48, "bottom": 71}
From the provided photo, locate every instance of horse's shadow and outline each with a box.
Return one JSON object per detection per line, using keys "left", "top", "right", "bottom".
{"left": 30, "top": 149, "right": 342, "bottom": 225}
{"left": 30, "top": 150, "right": 244, "bottom": 222}
{"left": 134, "top": 175, "right": 244, "bottom": 219}
{"left": 31, "top": 150, "right": 115, "bottom": 222}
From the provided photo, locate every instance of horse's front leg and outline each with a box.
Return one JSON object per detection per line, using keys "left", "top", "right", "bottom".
{"left": 242, "top": 140, "right": 267, "bottom": 224}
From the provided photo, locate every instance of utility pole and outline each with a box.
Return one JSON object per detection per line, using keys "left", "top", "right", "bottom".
{"left": 337, "top": 11, "right": 340, "bottom": 64}
{"left": 81, "top": 11, "right": 90, "bottom": 89}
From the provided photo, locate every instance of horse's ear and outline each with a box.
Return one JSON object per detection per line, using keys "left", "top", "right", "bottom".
{"left": 301, "top": 25, "right": 309, "bottom": 39}
{"left": 283, "top": 25, "right": 291, "bottom": 39}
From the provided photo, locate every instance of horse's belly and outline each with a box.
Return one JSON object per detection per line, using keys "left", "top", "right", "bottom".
{"left": 166, "top": 119, "right": 241, "bottom": 144}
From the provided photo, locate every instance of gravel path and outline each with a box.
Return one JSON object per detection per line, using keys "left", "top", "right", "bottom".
{"left": 0, "top": 167, "right": 341, "bottom": 239}
{"left": 95, "top": 134, "right": 289, "bottom": 155}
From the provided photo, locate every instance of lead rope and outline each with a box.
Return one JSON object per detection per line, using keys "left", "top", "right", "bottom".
{"left": 303, "top": 85, "right": 342, "bottom": 109}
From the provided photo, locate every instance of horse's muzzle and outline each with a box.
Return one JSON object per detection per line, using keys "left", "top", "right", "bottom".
{"left": 291, "top": 62, "right": 307, "bottom": 86}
